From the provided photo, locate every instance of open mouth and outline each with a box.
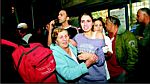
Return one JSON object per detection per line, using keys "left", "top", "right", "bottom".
{"left": 83, "top": 26, "right": 89, "bottom": 30}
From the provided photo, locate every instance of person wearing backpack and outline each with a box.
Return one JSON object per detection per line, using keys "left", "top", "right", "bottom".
{"left": 2, "top": 39, "right": 58, "bottom": 83}
{"left": 50, "top": 28, "right": 98, "bottom": 83}
{"left": 2, "top": 22, "right": 58, "bottom": 83}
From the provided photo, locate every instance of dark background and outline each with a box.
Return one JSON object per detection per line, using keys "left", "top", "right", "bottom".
{"left": 1, "top": 0, "right": 141, "bottom": 83}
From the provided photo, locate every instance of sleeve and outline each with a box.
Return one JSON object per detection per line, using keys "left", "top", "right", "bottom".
{"left": 95, "top": 47, "right": 105, "bottom": 66}
{"left": 52, "top": 51, "right": 88, "bottom": 81}
{"left": 138, "top": 29, "right": 150, "bottom": 47}
{"left": 104, "top": 36, "right": 113, "bottom": 53}
{"left": 72, "top": 33, "right": 78, "bottom": 42}
{"left": 125, "top": 32, "right": 138, "bottom": 72}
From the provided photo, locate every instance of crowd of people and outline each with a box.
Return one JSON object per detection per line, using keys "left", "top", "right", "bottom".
{"left": 1, "top": 7, "right": 150, "bottom": 83}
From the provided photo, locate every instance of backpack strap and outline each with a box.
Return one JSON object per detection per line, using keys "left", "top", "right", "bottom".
{"left": 16, "top": 45, "right": 40, "bottom": 70}
{"left": 16, "top": 52, "right": 25, "bottom": 70}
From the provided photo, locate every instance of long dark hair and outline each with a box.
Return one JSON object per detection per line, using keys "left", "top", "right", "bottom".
{"left": 78, "top": 12, "right": 93, "bottom": 33}
{"left": 93, "top": 17, "right": 106, "bottom": 32}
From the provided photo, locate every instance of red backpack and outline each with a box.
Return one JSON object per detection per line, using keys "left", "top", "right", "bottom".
{"left": 2, "top": 39, "right": 57, "bottom": 83}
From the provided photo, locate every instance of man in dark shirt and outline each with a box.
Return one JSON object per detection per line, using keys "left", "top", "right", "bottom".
{"left": 46, "top": 9, "right": 78, "bottom": 46}
{"left": 135, "top": 7, "right": 150, "bottom": 82}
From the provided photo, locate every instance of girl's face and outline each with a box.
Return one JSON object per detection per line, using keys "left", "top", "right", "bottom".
{"left": 80, "top": 15, "right": 93, "bottom": 32}
{"left": 93, "top": 20, "right": 103, "bottom": 32}
{"left": 56, "top": 30, "right": 69, "bottom": 49}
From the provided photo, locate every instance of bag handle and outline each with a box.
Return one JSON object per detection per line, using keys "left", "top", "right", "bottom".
{"left": 1, "top": 39, "right": 18, "bottom": 48}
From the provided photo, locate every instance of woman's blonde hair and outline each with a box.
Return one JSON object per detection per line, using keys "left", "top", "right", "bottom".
{"left": 51, "top": 28, "right": 68, "bottom": 44}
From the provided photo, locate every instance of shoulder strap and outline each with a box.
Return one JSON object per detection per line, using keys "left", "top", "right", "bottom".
{"left": 16, "top": 45, "right": 40, "bottom": 70}
{"left": 16, "top": 52, "right": 25, "bottom": 70}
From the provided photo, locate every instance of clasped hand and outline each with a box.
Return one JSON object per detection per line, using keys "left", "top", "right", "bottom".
{"left": 78, "top": 52, "right": 98, "bottom": 67}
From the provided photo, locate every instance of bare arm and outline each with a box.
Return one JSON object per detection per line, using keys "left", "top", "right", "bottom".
{"left": 46, "top": 20, "right": 55, "bottom": 46}
{"left": 85, "top": 55, "right": 98, "bottom": 68}
{"left": 78, "top": 53, "right": 98, "bottom": 67}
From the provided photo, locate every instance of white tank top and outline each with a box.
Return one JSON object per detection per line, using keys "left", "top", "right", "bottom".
{"left": 70, "top": 48, "right": 79, "bottom": 64}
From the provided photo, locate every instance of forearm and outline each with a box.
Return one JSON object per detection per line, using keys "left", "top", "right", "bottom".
{"left": 46, "top": 20, "right": 55, "bottom": 46}
{"left": 78, "top": 53, "right": 98, "bottom": 67}
{"left": 47, "top": 30, "right": 52, "bottom": 46}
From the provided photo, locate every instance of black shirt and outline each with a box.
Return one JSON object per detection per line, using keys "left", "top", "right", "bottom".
{"left": 64, "top": 26, "right": 78, "bottom": 39}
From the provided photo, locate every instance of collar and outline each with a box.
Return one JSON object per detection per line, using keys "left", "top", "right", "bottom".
{"left": 63, "top": 25, "right": 71, "bottom": 29}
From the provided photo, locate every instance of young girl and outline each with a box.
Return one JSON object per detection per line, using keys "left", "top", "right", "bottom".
{"left": 73, "top": 12, "right": 107, "bottom": 83}
{"left": 93, "top": 17, "right": 113, "bottom": 80}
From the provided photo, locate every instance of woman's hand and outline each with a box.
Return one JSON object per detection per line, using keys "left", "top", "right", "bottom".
{"left": 85, "top": 54, "right": 98, "bottom": 67}
{"left": 78, "top": 52, "right": 92, "bottom": 60}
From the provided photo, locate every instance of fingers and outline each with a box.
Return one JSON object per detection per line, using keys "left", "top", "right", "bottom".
{"left": 78, "top": 54, "right": 88, "bottom": 60}
{"left": 50, "top": 20, "right": 55, "bottom": 26}
{"left": 78, "top": 55, "right": 84, "bottom": 60}
{"left": 85, "top": 54, "right": 98, "bottom": 67}
{"left": 78, "top": 53, "right": 98, "bottom": 63}
{"left": 46, "top": 20, "right": 55, "bottom": 31}
{"left": 92, "top": 54, "right": 98, "bottom": 61}
{"left": 89, "top": 54, "right": 98, "bottom": 63}
{"left": 77, "top": 53, "right": 91, "bottom": 60}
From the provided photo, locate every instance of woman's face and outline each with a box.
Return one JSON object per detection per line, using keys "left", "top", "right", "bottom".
{"left": 93, "top": 20, "right": 103, "bottom": 32}
{"left": 56, "top": 30, "right": 69, "bottom": 49}
{"left": 80, "top": 15, "right": 93, "bottom": 32}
